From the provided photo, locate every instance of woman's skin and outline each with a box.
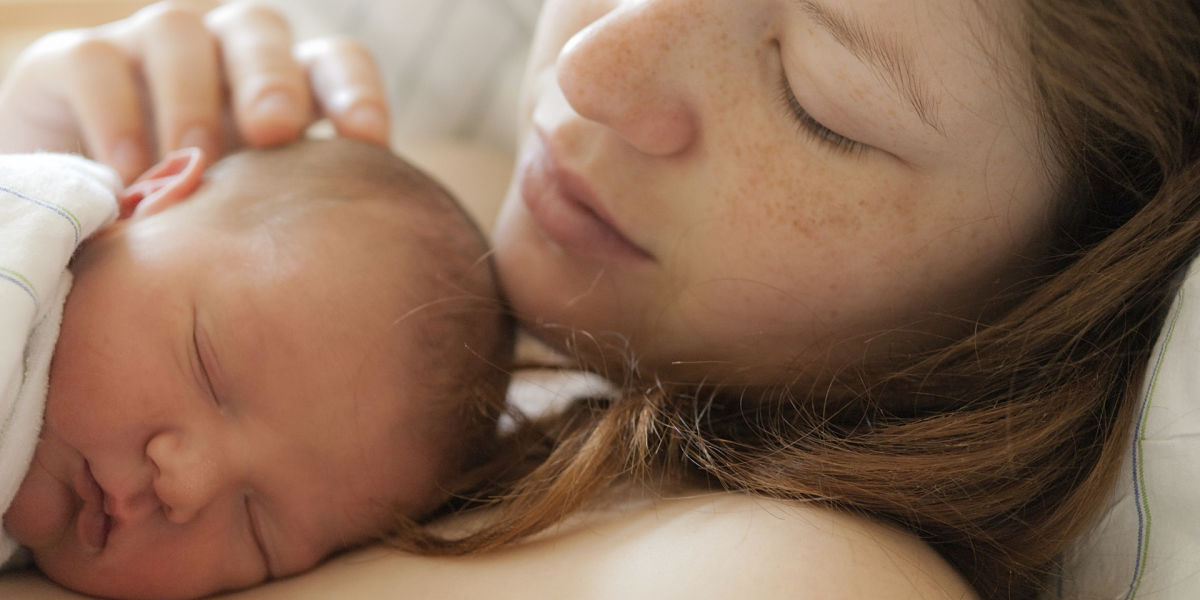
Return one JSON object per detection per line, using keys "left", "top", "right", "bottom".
{"left": 0, "top": 0, "right": 1055, "bottom": 596}
{"left": 496, "top": 0, "right": 1055, "bottom": 382}
{"left": 2, "top": 492, "right": 976, "bottom": 600}
{"left": 0, "top": 2, "right": 389, "bottom": 183}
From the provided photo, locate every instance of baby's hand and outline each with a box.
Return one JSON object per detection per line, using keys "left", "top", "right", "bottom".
{"left": 0, "top": 1, "right": 389, "bottom": 183}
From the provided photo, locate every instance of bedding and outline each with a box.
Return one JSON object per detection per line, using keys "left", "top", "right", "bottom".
{"left": 1048, "top": 260, "right": 1200, "bottom": 599}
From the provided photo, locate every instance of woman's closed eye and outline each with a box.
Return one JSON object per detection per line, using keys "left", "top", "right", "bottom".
{"left": 774, "top": 50, "right": 867, "bottom": 156}
{"left": 778, "top": 79, "right": 866, "bottom": 156}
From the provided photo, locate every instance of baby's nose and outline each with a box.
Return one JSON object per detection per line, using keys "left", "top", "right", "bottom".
{"left": 145, "top": 430, "right": 226, "bottom": 524}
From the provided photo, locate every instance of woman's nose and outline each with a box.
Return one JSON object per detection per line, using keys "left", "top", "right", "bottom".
{"left": 555, "top": 0, "right": 699, "bottom": 156}
{"left": 145, "top": 430, "right": 227, "bottom": 524}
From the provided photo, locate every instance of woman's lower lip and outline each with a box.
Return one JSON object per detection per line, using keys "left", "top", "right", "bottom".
{"left": 75, "top": 462, "right": 111, "bottom": 552}
{"left": 518, "top": 142, "right": 654, "bottom": 265}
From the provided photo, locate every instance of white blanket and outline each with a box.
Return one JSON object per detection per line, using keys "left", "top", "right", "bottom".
{"left": 0, "top": 154, "right": 118, "bottom": 567}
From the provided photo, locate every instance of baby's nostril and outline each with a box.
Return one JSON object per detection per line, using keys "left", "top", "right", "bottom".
{"left": 102, "top": 483, "right": 167, "bottom": 526}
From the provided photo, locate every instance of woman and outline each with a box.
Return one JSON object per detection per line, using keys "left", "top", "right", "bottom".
{"left": 1, "top": 0, "right": 1198, "bottom": 598}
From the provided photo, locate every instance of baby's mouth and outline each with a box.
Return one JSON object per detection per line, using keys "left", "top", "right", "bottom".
{"left": 75, "top": 460, "right": 112, "bottom": 552}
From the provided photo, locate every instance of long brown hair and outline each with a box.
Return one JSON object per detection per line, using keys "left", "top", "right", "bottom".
{"left": 395, "top": 1, "right": 1200, "bottom": 598}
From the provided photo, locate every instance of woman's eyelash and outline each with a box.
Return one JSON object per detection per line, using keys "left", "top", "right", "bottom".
{"left": 777, "top": 73, "right": 866, "bottom": 156}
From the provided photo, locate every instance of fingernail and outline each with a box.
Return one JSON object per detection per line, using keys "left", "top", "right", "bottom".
{"left": 346, "top": 104, "right": 388, "bottom": 139}
{"left": 178, "top": 126, "right": 214, "bottom": 154}
{"left": 252, "top": 91, "right": 297, "bottom": 120}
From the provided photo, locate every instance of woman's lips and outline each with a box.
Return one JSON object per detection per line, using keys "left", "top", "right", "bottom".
{"left": 519, "top": 135, "right": 654, "bottom": 265}
{"left": 75, "top": 461, "right": 111, "bottom": 552}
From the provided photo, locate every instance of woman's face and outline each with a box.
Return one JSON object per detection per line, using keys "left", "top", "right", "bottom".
{"left": 494, "top": 0, "right": 1054, "bottom": 381}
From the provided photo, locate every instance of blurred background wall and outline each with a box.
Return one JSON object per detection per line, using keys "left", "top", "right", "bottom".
{"left": 0, "top": 1, "right": 156, "bottom": 77}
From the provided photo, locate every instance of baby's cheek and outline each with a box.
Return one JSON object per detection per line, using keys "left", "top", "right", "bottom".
{"left": 4, "top": 461, "right": 74, "bottom": 550}
{"left": 35, "top": 527, "right": 262, "bottom": 600}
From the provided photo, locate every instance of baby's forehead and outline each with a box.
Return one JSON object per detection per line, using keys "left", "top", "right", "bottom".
{"left": 195, "top": 141, "right": 500, "bottom": 339}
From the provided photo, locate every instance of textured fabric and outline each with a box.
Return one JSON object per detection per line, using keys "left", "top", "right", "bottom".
{"left": 1050, "top": 260, "right": 1200, "bottom": 599}
{"left": 0, "top": 154, "right": 118, "bottom": 568}
{"left": 265, "top": 0, "right": 544, "bottom": 152}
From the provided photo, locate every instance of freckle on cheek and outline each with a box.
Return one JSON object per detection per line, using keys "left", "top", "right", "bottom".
{"left": 732, "top": 157, "right": 920, "bottom": 259}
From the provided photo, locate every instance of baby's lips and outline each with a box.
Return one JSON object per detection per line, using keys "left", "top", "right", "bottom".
{"left": 77, "top": 500, "right": 111, "bottom": 553}
{"left": 74, "top": 461, "right": 111, "bottom": 553}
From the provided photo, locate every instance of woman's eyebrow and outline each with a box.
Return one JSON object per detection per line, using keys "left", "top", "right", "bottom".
{"left": 795, "top": 0, "right": 944, "bottom": 135}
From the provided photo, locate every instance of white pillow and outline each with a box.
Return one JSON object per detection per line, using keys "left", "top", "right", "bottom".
{"left": 1051, "top": 261, "right": 1200, "bottom": 599}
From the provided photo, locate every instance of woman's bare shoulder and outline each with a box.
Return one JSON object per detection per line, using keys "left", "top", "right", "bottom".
{"left": 601, "top": 492, "right": 979, "bottom": 600}
{"left": 232, "top": 492, "right": 977, "bottom": 600}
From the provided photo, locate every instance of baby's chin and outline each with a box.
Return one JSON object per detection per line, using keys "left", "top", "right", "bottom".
{"left": 35, "top": 550, "right": 243, "bottom": 600}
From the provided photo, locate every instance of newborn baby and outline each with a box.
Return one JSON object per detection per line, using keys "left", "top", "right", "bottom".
{"left": 0, "top": 139, "right": 512, "bottom": 599}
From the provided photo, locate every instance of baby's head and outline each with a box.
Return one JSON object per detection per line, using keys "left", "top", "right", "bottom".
{"left": 3, "top": 139, "right": 512, "bottom": 599}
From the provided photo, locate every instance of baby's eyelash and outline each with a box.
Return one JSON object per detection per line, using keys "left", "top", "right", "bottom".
{"left": 246, "top": 496, "right": 273, "bottom": 578}
{"left": 777, "top": 73, "right": 866, "bottom": 156}
{"left": 192, "top": 313, "right": 220, "bottom": 408}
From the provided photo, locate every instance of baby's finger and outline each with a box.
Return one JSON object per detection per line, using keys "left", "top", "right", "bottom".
{"left": 297, "top": 38, "right": 390, "bottom": 147}
{"left": 132, "top": 4, "right": 223, "bottom": 158}
{"left": 205, "top": 3, "right": 312, "bottom": 147}
{"left": 58, "top": 35, "right": 153, "bottom": 182}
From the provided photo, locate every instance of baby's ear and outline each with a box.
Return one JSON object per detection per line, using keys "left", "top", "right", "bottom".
{"left": 117, "top": 148, "right": 207, "bottom": 219}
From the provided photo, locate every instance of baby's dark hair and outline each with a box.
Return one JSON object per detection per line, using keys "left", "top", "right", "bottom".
{"left": 203, "top": 138, "right": 514, "bottom": 518}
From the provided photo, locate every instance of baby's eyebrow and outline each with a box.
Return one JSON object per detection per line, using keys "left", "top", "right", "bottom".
{"left": 795, "top": 0, "right": 945, "bottom": 135}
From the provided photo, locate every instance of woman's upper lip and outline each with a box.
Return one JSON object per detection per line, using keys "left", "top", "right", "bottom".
{"left": 556, "top": 167, "right": 622, "bottom": 238}
{"left": 530, "top": 130, "right": 655, "bottom": 260}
